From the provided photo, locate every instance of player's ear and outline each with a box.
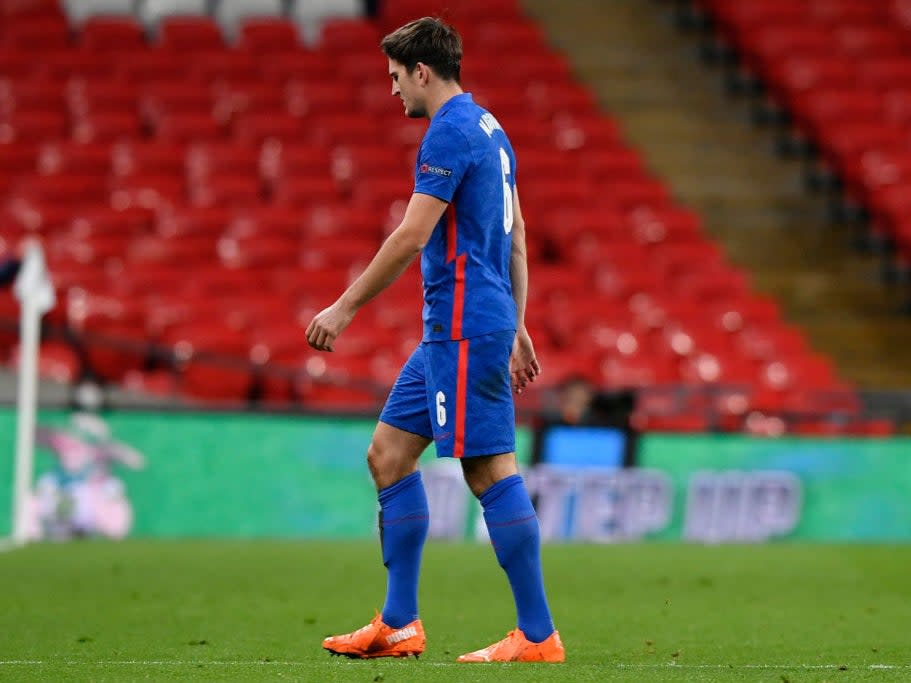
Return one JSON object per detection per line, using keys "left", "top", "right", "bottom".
{"left": 415, "top": 62, "right": 430, "bottom": 85}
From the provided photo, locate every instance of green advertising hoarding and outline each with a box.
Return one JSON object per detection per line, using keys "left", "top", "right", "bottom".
{"left": 639, "top": 434, "right": 911, "bottom": 542}
{"left": 0, "top": 408, "right": 531, "bottom": 539}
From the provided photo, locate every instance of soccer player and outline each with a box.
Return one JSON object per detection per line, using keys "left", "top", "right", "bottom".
{"left": 306, "top": 17, "right": 564, "bottom": 664}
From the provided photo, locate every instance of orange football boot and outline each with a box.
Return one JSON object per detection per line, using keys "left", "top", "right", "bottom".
{"left": 457, "top": 628, "right": 565, "bottom": 663}
{"left": 322, "top": 612, "right": 425, "bottom": 659}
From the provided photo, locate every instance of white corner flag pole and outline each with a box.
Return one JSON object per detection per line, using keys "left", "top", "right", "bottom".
{"left": 10, "top": 242, "right": 55, "bottom": 546}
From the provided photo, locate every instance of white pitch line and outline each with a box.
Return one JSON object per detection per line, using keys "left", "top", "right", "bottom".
{"left": 0, "top": 661, "right": 909, "bottom": 670}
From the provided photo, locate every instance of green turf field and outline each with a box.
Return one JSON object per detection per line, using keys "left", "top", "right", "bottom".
{"left": 1, "top": 541, "right": 909, "bottom": 682}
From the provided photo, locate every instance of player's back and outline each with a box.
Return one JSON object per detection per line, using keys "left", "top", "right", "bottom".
{"left": 414, "top": 93, "right": 518, "bottom": 342}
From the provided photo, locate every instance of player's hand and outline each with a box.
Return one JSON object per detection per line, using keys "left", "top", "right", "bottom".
{"left": 305, "top": 300, "right": 355, "bottom": 352}
{"left": 510, "top": 327, "right": 541, "bottom": 394}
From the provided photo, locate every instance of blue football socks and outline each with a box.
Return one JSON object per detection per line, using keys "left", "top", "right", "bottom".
{"left": 479, "top": 474, "right": 555, "bottom": 643}
{"left": 378, "top": 471, "right": 429, "bottom": 629}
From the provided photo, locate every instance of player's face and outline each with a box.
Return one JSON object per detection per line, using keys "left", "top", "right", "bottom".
{"left": 388, "top": 59, "right": 427, "bottom": 119}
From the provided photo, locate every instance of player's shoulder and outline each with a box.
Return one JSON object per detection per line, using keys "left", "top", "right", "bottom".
{"left": 421, "top": 94, "right": 514, "bottom": 166}
{"left": 445, "top": 96, "right": 499, "bottom": 134}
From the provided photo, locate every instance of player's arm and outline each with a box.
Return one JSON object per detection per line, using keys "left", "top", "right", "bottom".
{"left": 509, "top": 187, "right": 541, "bottom": 393}
{"left": 305, "top": 192, "right": 448, "bottom": 352}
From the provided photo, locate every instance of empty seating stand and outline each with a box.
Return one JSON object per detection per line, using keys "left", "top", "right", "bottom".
{"left": 0, "top": 0, "right": 873, "bottom": 434}
{"left": 697, "top": 0, "right": 911, "bottom": 275}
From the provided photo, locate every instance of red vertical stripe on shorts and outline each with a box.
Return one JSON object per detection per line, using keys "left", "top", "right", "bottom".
{"left": 454, "top": 339, "right": 470, "bottom": 458}
{"left": 446, "top": 204, "right": 457, "bottom": 263}
{"left": 451, "top": 253, "right": 466, "bottom": 339}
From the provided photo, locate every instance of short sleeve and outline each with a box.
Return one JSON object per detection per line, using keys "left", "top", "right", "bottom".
{"left": 414, "top": 121, "right": 471, "bottom": 203}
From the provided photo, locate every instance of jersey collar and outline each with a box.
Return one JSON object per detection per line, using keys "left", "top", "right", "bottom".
{"left": 434, "top": 92, "right": 472, "bottom": 120}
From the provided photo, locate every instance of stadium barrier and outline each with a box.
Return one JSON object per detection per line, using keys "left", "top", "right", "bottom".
{"left": 1, "top": 406, "right": 909, "bottom": 543}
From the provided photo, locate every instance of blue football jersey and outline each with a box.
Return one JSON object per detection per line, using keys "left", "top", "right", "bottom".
{"left": 413, "top": 93, "right": 518, "bottom": 342}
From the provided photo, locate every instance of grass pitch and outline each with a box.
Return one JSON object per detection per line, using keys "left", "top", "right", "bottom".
{"left": 0, "top": 541, "right": 909, "bottom": 682}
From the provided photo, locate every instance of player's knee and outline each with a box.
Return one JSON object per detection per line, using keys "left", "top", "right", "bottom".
{"left": 366, "top": 439, "right": 385, "bottom": 482}
{"left": 462, "top": 453, "right": 519, "bottom": 498}
{"left": 367, "top": 437, "right": 399, "bottom": 489}
{"left": 462, "top": 467, "right": 488, "bottom": 499}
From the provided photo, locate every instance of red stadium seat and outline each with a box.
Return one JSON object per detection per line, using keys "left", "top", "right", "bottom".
{"left": 711, "top": 0, "right": 808, "bottom": 43}
{"left": 741, "top": 26, "right": 831, "bottom": 75}
{"left": 157, "top": 17, "right": 224, "bottom": 52}
{"left": 260, "top": 141, "right": 331, "bottom": 186}
{"left": 259, "top": 51, "right": 331, "bottom": 84}
{"left": 808, "top": 0, "right": 885, "bottom": 26}
{"left": 338, "top": 52, "right": 388, "bottom": 86}
{"left": 300, "top": 236, "right": 378, "bottom": 270}
{"left": 189, "top": 52, "right": 260, "bottom": 84}
{"left": 115, "top": 50, "right": 185, "bottom": 82}
{"left": 165, "top": 324, "right": 254, "bottom": 402}
{"left": 350, "top": 176, "right": 409, "bottom": 209}
{"left": 111, "top": 173, "right": 186, "bottom": 210}
{"left": 0, "top": 15, "right": 70, "bottom": 52}
{"left": 67, "top": 78, "right": 139, "bottom": 118}
{"left": 157, "top": 205, "right": 231, "bottom": 238}
{"left": 299, "top": 381, "right": 381, "bottom": 413}
{"left": 3, "top": 199, "right": 74, "bottom": 234}
{"left": 189, "top": 173, "right": 262, "bottom": 208}
{"left": 271, "top": 175, "right": 340, "bottom": 206}
{"left": 628, "top": 206, "right": 703, "bottom": 245}
{"left": 69, "top": 206, "right": 153, "bottom": 239}
{"left": 232, "top": 112, "right": 304, "bottom": 143}
{"left": 78, "top": 303, "right": 149, "bottom": 382}
{"left": 79, "top": 17, "right": 145, "bottom": 52}
{"left": 317, "top": 19, "right": 381, "bottom": 55}
{"left": 186, "top": 141, "right": 260, "bottom": 181}
{"left": 0, "top": 0, "right": 62, "bottom": 21}
{"left": 112, "top": 141, "right": 185, "bottom": 177}
{"left": 228, "top": 206, "right": 304, "bottom": 239}
{"left": 127, "top": 234, "right": 213, "bottom": 266}
{"left": 0, "top": 49, "right": 33, "bottom": 80}
{"left": 833, "top": 26, "right": 904, "bottom": 59}
{"left": 285, "top": 81, "right": 353, "bottom": 117}
{"left": 857, "top": 59, "right": 911, "bottom": 93}
{"left": 600, "top": 353, "right": 678, "bottom": 389}
{"left": 791, "top": 88, "right": 884, "bottom": 141}
{"left": 0, "top": 79, "right": 65, "bottom": 115}
{"left": 12, "top": 173, "right": 107, "bottom": 205}
{"left": 308, "top": 113, "right": 384, "bottom": 147}
{"left": 635, "top": 413, "right": 709, "bottom": 433}
{"left": 214, "top": 83, "right": 286, "bottom": 125}
{"left": 152, "top": 112, "right": 222, "bottom": 142}
{"left": 331, "top": 144, "right": 411, "bottom": 188}
{"left": 768, "top": 56, "right": 856, "bottom": 103}
{"left": 141, "top": 83, "right": 214, "bottom": 124}
{"left": 238, "top": 19, "right": 301, "bottom": 53}
{"left": 378, "top": 0, "right": 448, "bottom": 31}
{"left": 304, "top": 203, "right": 380, "bottom": 239}
{"left": 10, "top": 341, "right": 81, "bottom": 383}
{"left": 73, "top": 111, "right": 143, "bottom": 143}
{"left": 38, "top": 50, "right": 111, "bottom": 82}
{"left": 0, "top": 110, "right": 69, "bottom": 143}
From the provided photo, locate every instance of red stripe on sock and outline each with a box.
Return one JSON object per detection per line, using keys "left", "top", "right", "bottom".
{"left": 454, "top": 339, "right": 469, "bottom": 458}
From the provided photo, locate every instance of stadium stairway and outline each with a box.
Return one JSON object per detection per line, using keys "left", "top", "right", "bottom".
{"left": 523, "top": 0, "right": 911, "bottom": 389}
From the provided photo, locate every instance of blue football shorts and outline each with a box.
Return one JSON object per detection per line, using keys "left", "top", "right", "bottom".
{"left": 379, "top": 329, "right": 516, "bottom": 458}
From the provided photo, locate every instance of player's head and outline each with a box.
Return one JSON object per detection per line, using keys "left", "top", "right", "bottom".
{"left": 380, "top": 17, "right": 462, "bottom": 119}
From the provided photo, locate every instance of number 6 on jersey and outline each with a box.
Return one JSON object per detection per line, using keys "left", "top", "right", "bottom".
{"left": 500, "top": 147, "right": 513, "bottom": 234}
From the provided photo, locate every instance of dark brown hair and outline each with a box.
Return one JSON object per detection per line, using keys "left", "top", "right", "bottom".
{"left": 380, "top": 17, "right": 462, "bottom": 83}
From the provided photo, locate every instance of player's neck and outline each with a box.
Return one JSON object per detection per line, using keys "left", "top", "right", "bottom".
{"left": 426, "top": 83, "right": 465, "bottom": 119}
